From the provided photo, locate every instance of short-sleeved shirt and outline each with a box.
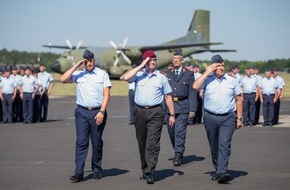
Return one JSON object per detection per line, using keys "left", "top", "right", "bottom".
{"left": 0, "top": 76, "right": 17, "bottom": 94}
{"left": 203, "top": 73, "right": 242, "bottom": 114}
{"left": 253, "top": 74, "right": 263, "bottom": 87}
{"left": 38, "top": 71, "right": 54, "bottom": 89}
{"left": 132, "top": 69, "right": 172, "bottom": 106}
{"left": 71, "top": 67, "right": 112, "bottom": 108}
{"left": 11, "top": 74, "right": 22, "bottom": 89}
{"left": 260, "top": 77, "right": 278, "bottom": 95}
{"left": 240, "top": 75, "right": 258, "bottom": 94}
{"left": 274, "top": 75, "right": 285, "bottom": 93}
{"left": 20, "top": 75, "right": 39, "bottom": 93}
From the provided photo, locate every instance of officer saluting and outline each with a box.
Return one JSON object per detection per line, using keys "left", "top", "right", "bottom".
{"left": 193, "top": 55, "right": 243, "bottom": 184}
{"left": 61, "top": 49, "right": 112, "bottom": 183}
{"left": 164, "top": 49, "right": 197, "bottom": 166}
{"left": 123, "top": 50, "right": 175, "bottom": 184}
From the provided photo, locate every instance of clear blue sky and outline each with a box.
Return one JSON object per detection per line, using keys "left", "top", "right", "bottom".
{"left": 1, "top": 0, "right": 290, "bottom": 61}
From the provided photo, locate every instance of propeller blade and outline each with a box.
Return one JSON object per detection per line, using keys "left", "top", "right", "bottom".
{"left": 110, "top": 41, "right": 118, "bottom": 49}
{"left": 65, "top": 39, "right": 73, "bottom": 49}
{"left": 76, "top": 39, "right": 83, "bottom": 50}
{"left": 113, "top": 57, "right": 119, "bottom": 67}
{"left": 122, "top": 36, "right": 128, "bottom": 48}
{"left": 121, "top": 52, "right": 131, "bottom": 64}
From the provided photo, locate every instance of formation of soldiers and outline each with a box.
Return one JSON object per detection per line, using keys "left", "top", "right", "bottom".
{"left": 0, "top": 64, "right": 54, "bottom": 124}
{"left": 187, "top": 64, "right": 285, "bottom": 127}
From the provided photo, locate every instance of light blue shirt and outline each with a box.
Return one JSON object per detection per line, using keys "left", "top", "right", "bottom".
{"left": 0, "top": 76, "right": 16, "bottom": 94}
{"left": 38, "top": 71, "right": 54, "bottom": 89}
{"left": 20, "top": 75, "right": 38, "bottom": 93}
{"left": 234, "top": 73, "right": 243, "bottom": 84}
{"left": 274, "top": 75, "right": 285, "bottom": 93}
{"left": 240, "top": 75, "right": 258, "bottom": 94}
{"left": 71, "top": 67, "right": 112, "bottom": 107}
{"left": 203, "top": 73, "right": 242, "bottom": 114}
{"left": 11, "top": 74, "right": 22, "bottom": 90}
{"left": 260, "top": 77, "right": 278, "bottom": 95}
{"left": 133, "top": 69, "right": 172, "bottom": 106}
{"left": 253, "top": 74, "right": 263, "bottom": 87}
{"left": 128, "top": 81, "right": 135, "bottom": 91}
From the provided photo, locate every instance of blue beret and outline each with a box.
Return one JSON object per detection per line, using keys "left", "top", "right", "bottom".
{"left": 173, "top": 49, "right": 183, "bottom": 56}
{"left": 211, "top": 54, "right": 224, "bottom": 64}
{"left": 83, "top": 49, "right": 94, "bottom": 60}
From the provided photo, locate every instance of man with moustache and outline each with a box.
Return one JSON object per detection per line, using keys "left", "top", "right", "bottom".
{"left": 61, "top": 49, "right": 112, "bottom": 183}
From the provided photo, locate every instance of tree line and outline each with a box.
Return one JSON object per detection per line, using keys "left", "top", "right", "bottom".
{"left": 0, "top": 48, "right": 290, "bottom": 73}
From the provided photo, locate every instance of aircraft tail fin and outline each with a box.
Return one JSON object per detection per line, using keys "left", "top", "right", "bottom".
{"left": 164, "top": 10, "right": 210, "bottom": 45}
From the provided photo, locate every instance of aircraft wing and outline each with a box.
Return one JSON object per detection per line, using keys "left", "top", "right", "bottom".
{"left": 138, "top": 42, "right": 223, "bottom": 52}
{"left": 191, "top": 49, "right": 237, "bottom": 54}
{"left": 42, "top": 45, "right": 87, "bottom": 49}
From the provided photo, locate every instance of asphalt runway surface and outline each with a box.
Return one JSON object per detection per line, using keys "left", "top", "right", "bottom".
{"left": 0, "top": 96, "right": 290, "bottom": 190}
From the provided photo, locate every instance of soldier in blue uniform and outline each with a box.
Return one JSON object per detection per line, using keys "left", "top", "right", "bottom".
{"left": 240, "top": 67, "right": 259, "bottom": 127}
{"left": 19, "top": 67, "right": 39, "bottom": 124}
{"left": 38, "top": 63, "right": 54, "bottom": 122}
{"left": 123, "top": 50, "right": 175, "bottom": 184}
{"left": 0, "top": 69, "right": 17, "bottom": 123}
{"left": 61, "top": 49, "right": 112, "bottom": 183}
{"left": 193, "top": 55, "right": 243, "bottom": 184}
{"left": 259, "top": 69, "right": 278, "bottom": 127}
{"left": 164, "top": 49, "right": 197, "bottom": 166}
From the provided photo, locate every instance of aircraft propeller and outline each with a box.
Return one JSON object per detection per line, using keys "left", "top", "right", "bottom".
{"left": 65, "top": 39, "right": 83, "bottom": 50}
{"left": 110, "top": 36, "right": 132, "bottom": 66}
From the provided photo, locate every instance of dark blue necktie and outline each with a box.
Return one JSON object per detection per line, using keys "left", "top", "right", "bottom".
{"left": 175, "top": 70, "right": 179, "bottom": 79}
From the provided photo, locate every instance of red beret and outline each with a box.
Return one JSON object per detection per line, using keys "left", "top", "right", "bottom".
{"left": 142, "top": 50, "right": 156, "bottom": 60}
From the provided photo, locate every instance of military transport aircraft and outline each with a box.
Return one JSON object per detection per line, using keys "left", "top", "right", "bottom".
{"left": 44, "top": 10, "right": 236, "bottom": 79}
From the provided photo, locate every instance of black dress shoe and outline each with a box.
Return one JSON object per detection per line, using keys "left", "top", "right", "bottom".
{"left": 173, "top": 152, "right": 182, "bottom": 166}
{"left": 211, "top": 174, "right": 218, "bottom": 181}
{"left": 140, "top": 174, "right": 146, "bottom": 180}
{"left": 93, "top": 172, "right": 102, "bottom": 180}
{"left": 70, "top": 174, "right": 83, "bottom": 183}
{"left": 146, "top": 174, "right": 154, "bottom": 184}
{"left": 217, "top": 173, "right": 231, "bottom": 184}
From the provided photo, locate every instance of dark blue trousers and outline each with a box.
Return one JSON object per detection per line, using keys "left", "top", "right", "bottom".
{"left": 254, "top": 99, "right": 261, "bottom": 124}
{"left": 33, "top": 95, "right": 41, "bottom": 123}
{"left": 2, "top": 94, "right": 13, "bottom": 123}
{"left": 166, "top": 113, "right": 188, "bottom": 154}
{"left": 40, "top": 93, "right": 49, "bottom": 121}
{"left": 74, "top": 107, "right": 106, "bottom": 176}
{"left": 128, "top": 89, "right": 135, "bottom": 124}
{"left": 243, "top": 93, "right": 256, "bottom": 125}
{"left": 273, "top": 99, "right": 280, "bottom": 125}
{"left": 203, "top": 111, "right": 236, "bottom": 174}
{"left": 23, "top": 93, "right": 33, "bottom": 123}
{"left": 262, "top": 94, "right": 274, "bottom": 125}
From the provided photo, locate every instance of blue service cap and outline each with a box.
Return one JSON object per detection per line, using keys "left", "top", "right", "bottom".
{"left": 211, "top": 54, "right": 224, "bottom": 64}
{"left": 173, "top": 49, "right": 183, "bottom": 56}
{"left": 83, "top": 49, "right": 94, "bottom": 60}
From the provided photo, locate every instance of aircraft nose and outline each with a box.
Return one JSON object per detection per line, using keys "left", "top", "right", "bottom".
{"left": 51, "top": 61, "right": 61, "bottom": 73}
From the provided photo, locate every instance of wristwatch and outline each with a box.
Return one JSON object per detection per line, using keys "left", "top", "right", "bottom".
{"left": 237, "top": 117, "right": 243, "bottom": 121}
{"left": 169, "top": 113, "right": 175, "bottom": 117}
{"left": 99, "top": 110, "right": 105, "bottom": 115}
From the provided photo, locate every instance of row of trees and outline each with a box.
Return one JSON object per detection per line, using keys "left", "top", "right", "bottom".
{"left": 0, "top": 48, "right": 290, "bottom": 73}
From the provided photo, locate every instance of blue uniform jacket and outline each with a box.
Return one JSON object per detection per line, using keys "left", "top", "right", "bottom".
{"left": 164, "top": 68, "right": 197, "bottom": 113}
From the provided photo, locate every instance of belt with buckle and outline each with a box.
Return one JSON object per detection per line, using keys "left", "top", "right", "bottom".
{"left": 77, "top": 105, "right": 100, "bottom": 111}
{"left": 173, "top": 96, "right": 188, "bottom": 102}
{"left": 136, "top": 104, "right": 162, "bottom": 109}
{"left": 263, "top": 94, "right": 274, "bottom": 96}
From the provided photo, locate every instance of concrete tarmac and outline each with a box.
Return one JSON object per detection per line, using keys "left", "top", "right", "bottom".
{"left": 0, "top": 96, "right": 290, "bottom": 190}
